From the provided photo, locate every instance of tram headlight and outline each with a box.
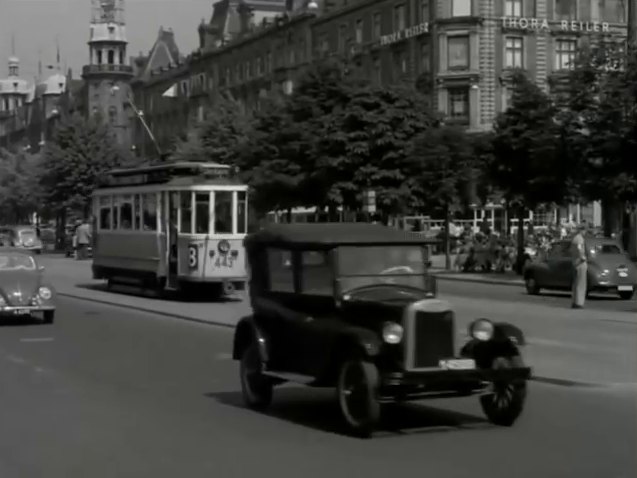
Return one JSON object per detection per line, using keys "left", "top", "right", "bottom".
{"left": 218, "top": 240, "right": 231, "bottom": 254}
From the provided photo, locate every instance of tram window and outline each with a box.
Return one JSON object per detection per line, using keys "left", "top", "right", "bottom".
{"left": 214, "top": 191, "right": 233, "bottom": 234}
{"left": 142, "top": 193, "right": 157, "bottom": 231}
{"left": 195, "top": 192, "right": 210, "bottom": 234}
{"left": 120, "top": 195, "right": 133, "bottom": 230}
{"left": 134, "top": 194, "right": 142, "bottom": 230}
{"left": 99, "top": 196, "right": 112, "bottom": 230}
{"left": 112, "top": 196, "right": 120, "bottom": 229}
{"left": 237, "top": 191, "right": 247, "bottom": 234}
{"left": 180, "top": 191, "right": 193, "bottom": 234}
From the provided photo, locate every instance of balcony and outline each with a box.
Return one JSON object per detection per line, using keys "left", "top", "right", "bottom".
{"left": 82, "top": 64, "right": 134, "bottom": 77}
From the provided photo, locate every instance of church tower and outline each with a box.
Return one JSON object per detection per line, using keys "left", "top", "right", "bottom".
{"left": 82, "top": 0, "right": 133, "bottom": 147}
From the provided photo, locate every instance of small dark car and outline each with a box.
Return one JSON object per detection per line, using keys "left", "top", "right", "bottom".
{"left": 0, "top": 226, "right": 43, "bottom": 254}
{"left": 524, "top": 237, "right": 637, "bottom": 300}
{"left": 0, "top": 248, "right": 56, "bottom": 323}
{"left": 232, "top": 223, "right": 531, "bottom": 437}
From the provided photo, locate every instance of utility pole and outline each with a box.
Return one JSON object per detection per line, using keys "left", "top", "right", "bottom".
{"left": 629, "top": 0, "right": 636, "bottom": 48}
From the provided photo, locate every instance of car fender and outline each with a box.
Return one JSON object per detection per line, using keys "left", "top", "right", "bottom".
{"left": 460, "top": 322, "right": 524, "bottom": 368}
{"left": 232, "top": 315, "right": 269, "bottom": 362}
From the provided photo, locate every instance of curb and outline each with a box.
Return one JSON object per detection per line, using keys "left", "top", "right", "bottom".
{"left": 434, "top": 274, "right": 524, "bottom": 287}
{"left": 58, "top": 291, "right": 622, "bottom": 389}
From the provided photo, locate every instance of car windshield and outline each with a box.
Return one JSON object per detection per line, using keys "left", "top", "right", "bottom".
{"left": 337, "top": 245, "right": 426, "bottom": 292}
{"left": 0, "top": 253, "right": 37, "bottom": 271}
{"left": 19, "top": 229, "right": 36, "bottom": 238}
{"left": 589, "top": 243, "right": 623, "bottom": 255}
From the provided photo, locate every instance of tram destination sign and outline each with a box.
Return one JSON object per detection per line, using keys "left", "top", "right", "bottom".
{"left": 380, "top": 22, "right": 429, "bottom": 46}
{"left": 107, "top": 165, "right": 232, "bottom": 187}
{"left": 501, "top": 16, "right": 610, "bottom": 33}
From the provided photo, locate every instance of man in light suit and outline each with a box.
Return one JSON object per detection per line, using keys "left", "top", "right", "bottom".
{"left": 570, "top": 223, "right": 588, "bottom": 309}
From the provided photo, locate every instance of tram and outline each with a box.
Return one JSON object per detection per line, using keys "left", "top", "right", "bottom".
{"left": 91, "top": 162, "right": 249, "bottom": 297}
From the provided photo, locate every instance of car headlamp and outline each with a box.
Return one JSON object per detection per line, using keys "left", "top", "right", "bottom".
{"left": 469, "top": 319, "right": 494, "bottom": 341}
{"left": 38, "top": 287, "right": 52, "bottom": 300}
{"left": 598, "top": 269, "right": 610, "bottom": 278}
{"left": 382, "top": 322, "right": 403, "bottom": 344}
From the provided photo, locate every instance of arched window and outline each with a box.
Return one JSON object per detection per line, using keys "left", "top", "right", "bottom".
{"left": 96, "top": 50, "right": 103, "bottom": 64}
{"left": 119, "top": 50, "right": 124, "bottom": 65}
{"left": 108, "top": 105, "right": 117, "bottom": 124}
{"left": 108, "top": 50, "right": 115, "bottom": 65}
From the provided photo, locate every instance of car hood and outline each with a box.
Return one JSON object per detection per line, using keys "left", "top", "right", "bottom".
{"left": 0, "top": 271, "right": 41, "bottom": 305}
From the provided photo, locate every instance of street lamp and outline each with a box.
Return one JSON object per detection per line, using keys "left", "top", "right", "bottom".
{"left": 110, "top": 85, "right": 162, "bottom": 157}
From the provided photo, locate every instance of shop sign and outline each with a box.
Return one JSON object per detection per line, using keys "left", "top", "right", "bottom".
{"left": 380, "top": 22, "right": 429, "bottom": 46}
{"left": 501, "top": 17, "right": 610, "bottom": 33}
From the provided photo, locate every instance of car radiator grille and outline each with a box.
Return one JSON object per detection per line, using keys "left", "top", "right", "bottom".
{"left": 411, "top": 311, "right": 455, "bottom": 368}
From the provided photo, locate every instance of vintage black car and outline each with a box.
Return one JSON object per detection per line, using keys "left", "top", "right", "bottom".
{"left": 0, "top": 248, "right": 56, "bottom": 323}
{"left": 232, "top": 223, "right": 531, "bottom": 437}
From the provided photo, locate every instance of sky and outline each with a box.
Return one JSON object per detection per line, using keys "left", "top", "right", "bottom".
{"left": 0, "top": 0, "right": 213, "bottom": 81}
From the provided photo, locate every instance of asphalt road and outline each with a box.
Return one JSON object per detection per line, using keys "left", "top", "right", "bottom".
{"left": 0, "top": 297, "right": 635, "bottom": 478}
{"left": 438, "top": 278, "right": 637, "bottom": 313}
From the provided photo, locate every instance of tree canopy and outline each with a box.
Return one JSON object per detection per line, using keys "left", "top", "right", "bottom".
{"left": 0, "top": 148, "right": 41, "bottom": 224}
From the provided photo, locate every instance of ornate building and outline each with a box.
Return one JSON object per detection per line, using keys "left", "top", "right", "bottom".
{"left": 82, "top": 0, "right": 135, "bottom": 148}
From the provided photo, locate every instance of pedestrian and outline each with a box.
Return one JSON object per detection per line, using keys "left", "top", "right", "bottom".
{"left": 75, "top": 218, "right": 92, "bottom": 260}
{"left": 570, "top": 223, "right": 588, "bottom": 309}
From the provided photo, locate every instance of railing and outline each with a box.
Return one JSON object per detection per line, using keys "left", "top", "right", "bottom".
{"left": 82, "top": 64, "right": 134, "bottom": 75}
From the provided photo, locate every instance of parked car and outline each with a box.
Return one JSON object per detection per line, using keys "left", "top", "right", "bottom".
{"left": 232, "top": 223, "right": 531, "bottom": 437}
{"left": 0, "top": 226, "right": 43, "bottom": 254}
{"left": 0, "top": 248, "right": 56, "bottom": 323}
{"left": 524, "top": 237, "right": 637, "bottom": 300}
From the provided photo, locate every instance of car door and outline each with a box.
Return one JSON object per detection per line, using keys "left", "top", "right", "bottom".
{"left": 541, "top": 242, "right": 571, "bottom": 288}
{"left": 552, "top": 241, "right": 574, "bottom": 289}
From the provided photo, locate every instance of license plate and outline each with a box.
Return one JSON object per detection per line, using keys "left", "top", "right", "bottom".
{"left": 214, "top": 256, "right": 234, "bottom": 268}
{"left": 439, "top": 359, "right": 476, "bottom": 370}
{"left": 13, "top": 309, "right": 30, "bottom": 316}
{"left": 618, "top": 285, "right": 634, "bottom": 292}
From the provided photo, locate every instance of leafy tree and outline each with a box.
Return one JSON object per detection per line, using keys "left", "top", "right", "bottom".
{"left": 39, "top": 113, "right": 126, "bottom": 231}
{"left": 560, "top": 43, "right": 637, "bottom": 234}
{"left": 171, "top": 95, "right": 251, "bottom": 164}
{"left": 407, "top": 126, "right": 474, "bottom": 269}
{"left": 490, "top": 70, "right": 566, "bottom": 272}
{"left": 0, "top": 148, "right": 42, "bottom": 224}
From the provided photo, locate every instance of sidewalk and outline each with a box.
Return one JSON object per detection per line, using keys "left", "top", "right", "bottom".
{"left": 39, "top": 256, "right": 637, "bottom": 387}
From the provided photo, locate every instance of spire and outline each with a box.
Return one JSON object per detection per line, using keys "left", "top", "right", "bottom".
{"left": 56, "top": 36, "right": 60, "bottom": 67}
{"left": 11, "top": 33, "right": 15, "bottom": 56}
{"left": 38, "top": 49, "right": 42, "bottom": 78}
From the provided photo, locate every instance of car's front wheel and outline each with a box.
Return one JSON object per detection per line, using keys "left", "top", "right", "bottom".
{"left": 619, "top": 290, "right": 635, "bottom": 300}
{"left": 337, "top": 359, "right": 380, "bottom": 438}
{"left": 525, "top": 275, "right": 540, "bottom": 295}
{"left": 239, "top": 342, "right": 273, "bottom": 411}
{"left": 480, "top": 356, "right": 527, "bottom": 427}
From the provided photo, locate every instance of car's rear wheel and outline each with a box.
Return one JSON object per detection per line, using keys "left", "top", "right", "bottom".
{"left": 43, "top": 311, "right": 55, "bottom": 324}
{"left": 480, "top": 356, "right": 527, "bottom": 427}
{"left": 239, "top": 342, "right": 273, "bottom": 411}
{"left": 525, "top": 275, "right": 540, "bottom": 295}
{"left": 619, "top": 290, "right": 635, "bottom": 300}
{"left": 337, "top": 359, "right": 380, "bottom": 438}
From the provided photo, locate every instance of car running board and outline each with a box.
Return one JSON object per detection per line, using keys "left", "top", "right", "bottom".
{"left": 262, "top": 371, "right": 315, "bottom": 384}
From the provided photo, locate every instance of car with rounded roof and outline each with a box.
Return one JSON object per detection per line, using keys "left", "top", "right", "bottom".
{"left": 232, "top": 223, "right": 531, "bottom": 437}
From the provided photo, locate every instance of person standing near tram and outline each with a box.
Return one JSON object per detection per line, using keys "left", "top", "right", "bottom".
{"left": 570, "top": 223, "right": 588, "bottom": 309}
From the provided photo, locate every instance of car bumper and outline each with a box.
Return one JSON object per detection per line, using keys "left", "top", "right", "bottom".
{"left": 590, "top": 282, "right": 636, "bottom": 293}
{"left": 378, "top": 366, "right": 532, "bottom": 401}
{"left": 0, "top": 306, "right": 55, "bottom": 317}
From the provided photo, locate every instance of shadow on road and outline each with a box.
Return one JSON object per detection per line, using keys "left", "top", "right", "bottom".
{"left": 0, "top": 316, "right": 49, "bottom": 327}
{"left": 74, "top": 282, "right": 243, "bottom": 304}
{"left": 207, "top": 388, "right": 491, "bottom": 438}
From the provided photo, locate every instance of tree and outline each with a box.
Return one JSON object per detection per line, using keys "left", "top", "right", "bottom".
{"left": 171, "top": 95, "right": 252, "bottom": 164}
{"left": 560, "top": 43, "right": 637, "bottom": 235}
{"left": 490, "top": 70, "right": 566, "bottom": 272}
{"left": 0, "top": 148, "right": 42, "bottom": 224}
{"left": 408, "top": 126, "right": 474, "bottom": 269}
{"left": 39, "top": 113, "right": 126, "bottom": 228}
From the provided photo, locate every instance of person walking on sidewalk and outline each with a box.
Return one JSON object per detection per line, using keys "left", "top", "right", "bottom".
{"left": 75, "top": 218, "right": 92, "bottom": 260}
{"left": 570, "top": 223, "right": 588, "bottom": 309}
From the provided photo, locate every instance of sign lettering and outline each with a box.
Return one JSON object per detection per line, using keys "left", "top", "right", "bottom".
{"left": 380, "top": 22, "right": 429, "bottom": 46}
{"left": 501, "top": 17, "right": 610, "bottom": 33}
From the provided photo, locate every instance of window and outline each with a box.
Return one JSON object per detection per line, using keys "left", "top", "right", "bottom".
{"left": 267, "top": 249, "right": 294, "bottom": 292}
{"left": 214, "top": 191, "right": 233, "bottom": 234}
{"left": 505, "top": 37, "right": 524, "bottom": 68}
{"left": 266, "top": 51, "right": 272, "bottom": 72}
{"left": 195, "top": 192, "right": 210, "bottom": 234}
{"left": 99, "top": 196, "right": 112, "bottom": 230}
{"left": 355, "top": 19, "right": 363, "bottom": 43}
{"left": 448, "top": 87, "right": 469, "bottom": 120}
{"left": 555, "top": 0, "right": 577, "bottom": 20}
{"left": 300, "top": 251, "right": 332, "bottom": 296}
{"left": 119, "top": 195, "right": 133, "bottom": 230}
{"left": 119, "top": 50, "right": 124, "bottom": 65}
{"left": 237, "top": 191, "right": 247, "bottom": 234}
{"left": 373, "top": 57, "right": 381, "bottom": 83}
{"left": 597, "top": 0, "right": 626, "bottom": 23}
{"left": 373, "top": 12, "right": 381, "bottom": 39}
{"left": 142, "top": 193, "right": 157, "bottom": 231}
{"left": 107, "top": 50, "right": 114, "bottom": 65}
{"left": 112, "top": 196, "right": 120, "bottom": 229}
{"left": 96, "top": 50, "right": 103, "bottom": 64}
{"left": 451, "top": 0, "right": 472, "bottom": 16}
{"left": 134, "top": 194, "right": 142, "bottom": 230}
{"left": 393, "top": 50, "right": 407, "bottom": 74}
{"left": 318, "top": 33, "right": 329, "bottom": 52}
{"left": 420, "top": 41, "right": 431, "bottom": 71}
{"left": 448, "top": 35, "right": 470, "bottom": 69}
{"left": 505, "top": 0, "right": 522, "bottom": 17}
{"left": 420, "top": 0, "right": 430, "bottom": 21}
{"left": 504, "top": 86, "right": 514, "bottom": 110}
{"left": 555, "top": 39, "right": 576, "bottom": 70}
{"left": 180, "top": 191, "right": 192, "bottom": 233}
{"left": 394, "top": 4, "right": 406, "bottom": 30}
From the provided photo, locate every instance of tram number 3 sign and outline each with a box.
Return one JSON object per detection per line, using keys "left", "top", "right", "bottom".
{"left": 188, "top": 245, "right": 199, "bottom": 269}
{"left": 214, "top": 255, "right": 234, "bottom": 268}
